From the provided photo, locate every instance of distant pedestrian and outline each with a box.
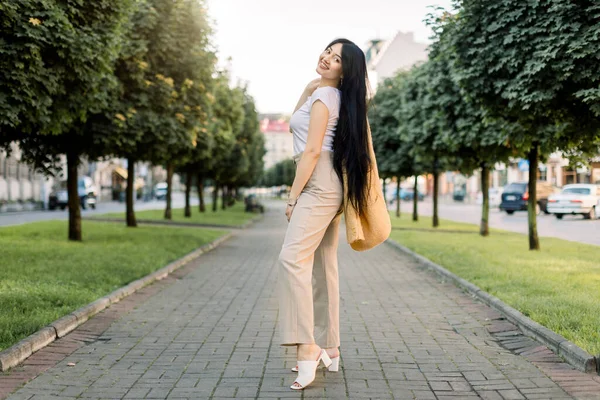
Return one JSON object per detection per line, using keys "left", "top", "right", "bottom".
{"left": 278, "top": 38, "right": 377, "bottom": 390}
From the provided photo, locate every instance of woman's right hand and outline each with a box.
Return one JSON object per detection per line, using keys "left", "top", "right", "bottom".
{"left": 285, "top": 203, "right": 295, "bottom": 222}
{"left": 304, "top": 78, "right": 321, "bottom": 96}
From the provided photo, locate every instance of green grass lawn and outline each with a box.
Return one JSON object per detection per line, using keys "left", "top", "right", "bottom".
{"left": 0, "top": 220, "right": 227, "bottom": 352}
{"left": 98, "top": 201, "right": 259, "bottom": 226}
{"left": 389, "top": 213, "right": 600, "bottom": 356}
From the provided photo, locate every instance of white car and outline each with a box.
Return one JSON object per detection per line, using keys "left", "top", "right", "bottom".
{"left": 547, "top": 184, "right": 600, "bottom": 220}
{"left": 48, "top": 176, "right": 97, "bottom": 210}
{"left": 153, "top": 182, "right": 168, "bottom": 200}
{"left": 476, "top": 187, "right": 504, "bottom": 206}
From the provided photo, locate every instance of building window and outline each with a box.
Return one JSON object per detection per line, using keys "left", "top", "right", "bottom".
{"left": 8, "top": 160, "right": 17, "bottom": 179}
{"left": 19, "top": 163, "right": 29, "bottom": 180}
{"left": 498, "top": 170, "right": 508, "bottom": 187}
{"left": 538, "top": 167, "right": 547, "bottom": 181}
{"left": 564, "top": 169, "right": 576, "bottom": 185}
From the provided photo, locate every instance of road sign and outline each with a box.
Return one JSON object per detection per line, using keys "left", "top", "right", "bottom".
{"left": 518, "top": 159, "right": 529, "bottom": 172}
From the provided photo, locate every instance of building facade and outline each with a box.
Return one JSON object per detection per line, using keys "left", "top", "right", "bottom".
{"left": 0, "top": 141, "right": 170, "bottom": 211}
{"left": 423, "top": 155, "right": 600, "bottom": 202}
{"left": 0, "top": 143, "right": 58, "bottom": 211}
{"left": 260, "top": 116, "right": 293, "bottom": 170}
{"left": 365, "top": 32, "right": 429, "bottom": 92}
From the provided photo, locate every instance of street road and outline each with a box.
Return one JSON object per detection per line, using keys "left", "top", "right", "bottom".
{"left": 4, "top": 194, "right": 599, "bottom": 246}
{"left": 0, "top": 193, "right": 200, "bottom": 227}
{"left": 391, "top": 198, "right": 600, "bottom": 246}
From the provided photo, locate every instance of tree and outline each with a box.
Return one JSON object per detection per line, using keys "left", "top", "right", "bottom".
{"left": 219, "top": 85, "right": 250, "bottom": 209}
{"left": 451, "top": 0, "right": 600, "bottom": 249}
{"left": 206, "top": 71, "right": 244, "bottom": 212}
{"left": 148, "top": 0, "right": 216, "bottom": 220}
{"left": 178, "top": 126, "right": 215, "bottom": 217}
{"left": 427, "top": 10, "right": 514, "bottom": 236}
{"left": 369, "top": 73, "right": 416, "bottom": 218}
{"left": 398, "top": 63, "right": 442, "bottom": 225}
{"left": 235, "top": 86, "right": 267, "bottom": 192}
{"left": 98, "top": 0, "right": 216, "bottom": 223}
{"left": 0, "top": 0, "right": 135, "bottom": 240}
{"left": 259, "top": 159, "right": 295, "bottom": 188}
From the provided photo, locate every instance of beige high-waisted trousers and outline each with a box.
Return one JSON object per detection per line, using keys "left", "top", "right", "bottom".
{"left": 277, "top": 150, "right": 344, "bottom": 347}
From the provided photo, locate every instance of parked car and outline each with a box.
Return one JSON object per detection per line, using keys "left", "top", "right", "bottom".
{"left": 499, "top": 181, "right": 556, "bottom": 215}
{"left": 547, "top": 184, "right": 600, "bottom": 220}
{"left": 153, "top": 182, "right": 168, "bottom": 200}
{"left": 476, "top": 187, "right": 504, "bottom": 206}
{"left": 48, "top": 176, "right": 97, "bottom": 210}
{"left": 398, "top": 187, "right": 424, "bottom": 201}
{"left": 452, "top": 187, "right": 466, "bottom": 202}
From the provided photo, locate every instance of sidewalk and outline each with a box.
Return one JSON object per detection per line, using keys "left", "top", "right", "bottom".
{"left": 2, "top": 201, "right": 599, "bottom": 399}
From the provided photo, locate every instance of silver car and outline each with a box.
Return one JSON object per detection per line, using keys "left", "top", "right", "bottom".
{"left": 547, "top": 184, "right": 600, "bottom": 220}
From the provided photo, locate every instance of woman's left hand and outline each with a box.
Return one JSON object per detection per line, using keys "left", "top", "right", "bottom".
{"left": 304, "top": 78, "right": 321, "bottom": 96}
{"left": 285, "top": 203, "right": 295, "bottom": 222}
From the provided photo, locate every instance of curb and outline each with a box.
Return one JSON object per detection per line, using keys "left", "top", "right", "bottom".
{"left": 0, "top": 232, "right": 234, "bottom": 372}
{"left": 86, "top": 214, "right": 263, "bottom": 230}
{"left": 385, "top": 238, "right": 599, "bottom": 375}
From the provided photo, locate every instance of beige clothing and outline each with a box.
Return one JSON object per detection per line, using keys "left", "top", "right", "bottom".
{"left": 342, "top": 120, "right": 392, "bottom": 251}
{"left": 277, "top": 150, "right": 343, "bottom": 347}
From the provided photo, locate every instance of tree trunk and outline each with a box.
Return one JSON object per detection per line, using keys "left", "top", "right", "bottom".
{"left": 164, "top": 162, "right": 173, "bottom": 220}
{"left": 396, "top": 178, "right": 401, "bottom": 218}
{"left": 230, "top": 187, "right": 237, "bottom": 205}
{"left": 480, "top": 164, "right": 490, "bottom": 236}
{"left": 197, "top": 174, "right": 205, "bottom": 212}
{"left": 382, "top": 178, "right": 387, "bottom": 208}
{"left": 184, "top": 171, "right": 192, "bottom": 218}
{"left": 433, "top": 171, "right": 439, "bottom": 227}
{"left": 66, "top": 151, "right": 82, "bottom": 241}
{"left": 126, "top": 158, "right": 137, "bottom": 227}
{"left": 412, "top": 175, "right": 418, "bottom": 222}
{"left": 212, "top": 183, "right": 218, "bottom": 212}
{"left": 221, "top": 185, "right": 227, "bottom": 210}
{"left": 527, "top": 144, "right": 540, "bottom": 250}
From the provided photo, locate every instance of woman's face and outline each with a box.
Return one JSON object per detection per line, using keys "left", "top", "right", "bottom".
{"left": 316, "top": 43, "right": 343, "bottom": 81}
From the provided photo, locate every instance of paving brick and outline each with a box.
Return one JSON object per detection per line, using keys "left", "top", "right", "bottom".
{"left": 478, "top": 391, "right": 505, "bottom": 400}
{"left": 499, "top": 389, "right": 527, "bottom": 399}
{"left": 430, "top": 381, "right": 453, "bottom": 391}
{"left": 2, "top": 203, "right": 598, "bottom": 400}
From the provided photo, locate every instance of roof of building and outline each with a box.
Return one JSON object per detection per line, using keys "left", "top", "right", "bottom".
{"left": 260, "top": 118, "right": 290, "bottom": 133}
{"left": 367, "top": 31, "right": 428, "bottom": 70}
{"left": 367, "top": 32, "right": 400, "bottom": 69}
{"left": 365, "top": 39, "right": 385, "bottom": 64}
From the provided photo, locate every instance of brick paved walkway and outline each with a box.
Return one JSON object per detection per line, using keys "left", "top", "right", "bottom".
{"left": 3, "top": 202, "right": 599, "bottom": 399}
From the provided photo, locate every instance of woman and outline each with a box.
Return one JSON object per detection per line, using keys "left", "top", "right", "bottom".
{"left": 277, "top": 38, "right": 373, "bottom": 390}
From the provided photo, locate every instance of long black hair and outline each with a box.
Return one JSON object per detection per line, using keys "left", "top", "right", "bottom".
{"left": 327, "top": 38, "right": 372, "bottom": 216}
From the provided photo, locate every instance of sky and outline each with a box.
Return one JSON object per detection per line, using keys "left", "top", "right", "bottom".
{"left": 205, "top": 0, "right": 454, "bottom": 115}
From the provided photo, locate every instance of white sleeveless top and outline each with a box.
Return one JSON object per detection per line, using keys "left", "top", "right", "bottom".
{"left": 289, "top": 86, "right": 341, "bottom": 156}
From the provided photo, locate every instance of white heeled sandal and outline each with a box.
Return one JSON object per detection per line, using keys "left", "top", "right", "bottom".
{"left": 290, "top": 348, "right": 332, "bottom": 390}
{"left": 292, "top": 354, "right": 340, "bottom": 372}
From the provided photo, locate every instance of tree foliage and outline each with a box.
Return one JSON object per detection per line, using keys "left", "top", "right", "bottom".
{"left": 442, "top": 0, "right": 600, "bottom": 248}
{"left": 0, "top": 0, "right": 265, "bottom": 238}
{"left": 0, "top": 0, "right": 135, "bottom": 240}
